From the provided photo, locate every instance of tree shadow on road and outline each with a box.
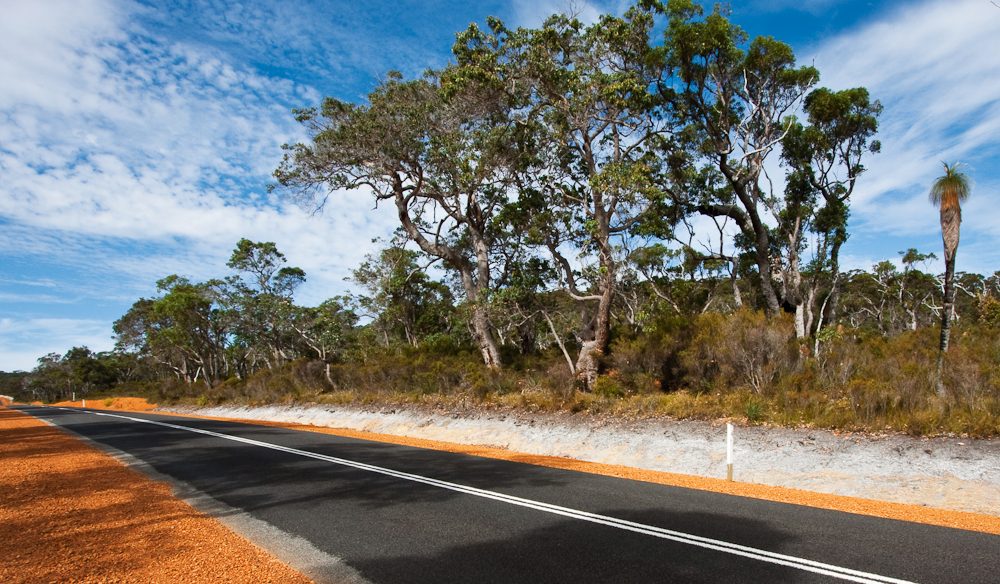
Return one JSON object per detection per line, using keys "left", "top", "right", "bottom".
{"left": 348, "top": 507, "right": 818, "bottom": 584}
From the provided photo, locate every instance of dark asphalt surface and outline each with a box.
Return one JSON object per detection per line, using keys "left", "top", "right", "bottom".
{"left": 15, "top": 405, "right": 998, "bottom": 584}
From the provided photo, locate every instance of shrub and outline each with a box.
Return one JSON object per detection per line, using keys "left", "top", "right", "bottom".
{"left": 744, "top": 397, "right": 765, "bottom": 423}
{"left": 681, "top": 310, "right": 797, "bottom": 394}
{"left": 592, "top": 374, "right": 626, "bottom": 398}
{"left": 609, "top": 314, "right": 692, "bottom": 392}
{"left": 976, "top": 295, "right": 1000, "bottom": 327}
{"left": 537, "top": 360, "right": 577, "bottom": 400}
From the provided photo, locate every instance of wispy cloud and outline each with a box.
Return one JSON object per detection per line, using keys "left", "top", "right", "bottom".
{"left": 749, "top": 0, "right": 845, "bottom": 15}
{"left": 0, "top": 0, "right": 398, "bottom": 314}
{"left": 0, "top": 0, "right": 408, "bottom": 371}
{"left": 0, "top": 317, "right": 114, "bottom": 371}
{"left": 144, "top": 0, "right": 483, "bottom": 93}
{"left": 511, "top": 0, "right": 609, "bottom": 27}
{"left": 808, "top": 0, "right": 1000, "bottom": 236}
{"left": 0, "top": 277, "right": 60, "bottom": 288}
{"left": 0, "top": 293, "right": 80, "bottom": 305}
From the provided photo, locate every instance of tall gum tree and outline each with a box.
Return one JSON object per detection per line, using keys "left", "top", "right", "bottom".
{"left": 274, "top": 71, "right": 523, "bottom": 369}
{"left": 782, "top": 88, "right": 881, "bottom": 343}
{"left": 349, "top": 245, "right": 456, "bottom": 348}
{"left": 453, "top": 6, "right": 676, "bottom": 387}
{"left": 114, "top": 275, "right": 228, "bottom": 385}
{"left": 658, "top": 0, "right": 821, "bottom": 322}
{"left": 224, "top": 239, "right": 306, "bottom": 371}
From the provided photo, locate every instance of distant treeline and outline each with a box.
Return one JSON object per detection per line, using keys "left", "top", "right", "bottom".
{"left": 4, "top": 237, "right": 999, "bottom": 435}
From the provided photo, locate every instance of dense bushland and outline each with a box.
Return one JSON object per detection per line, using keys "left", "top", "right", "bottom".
{"left": 284, "top": 311, "right": 999, "bottom": 436}
{"left": 13, "top": 297, "right": 997, "bottom": 436}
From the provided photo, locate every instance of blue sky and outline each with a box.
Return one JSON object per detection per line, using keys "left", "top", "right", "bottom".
{"left": 1, "top": 0, "right": 998, "bottom": 371}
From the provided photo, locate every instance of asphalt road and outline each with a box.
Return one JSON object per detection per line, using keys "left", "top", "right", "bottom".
{"left": 15, "top": 405, "right": 998, "bottom": 584}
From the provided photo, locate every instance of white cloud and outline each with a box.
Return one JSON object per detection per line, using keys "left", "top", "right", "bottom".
{"left": 808, "top": 0, "right": 1000, "bottom": 253}
{"left": 0, "top": 293, "right": 79, "bottom": 305}
{"left": 0, "top": 277, "right": 60, "bottom": 288}
{"left": 0, "top": 318, "right": 113, "bottom": 371}
{"left": 0, "top": 0, "right": 398, "bottom": 313}
{"left": 0, "top": 0, "right": 128, "bottom": 112}
{"left": 512, "top": 0, "right": 607, "bottom": 27}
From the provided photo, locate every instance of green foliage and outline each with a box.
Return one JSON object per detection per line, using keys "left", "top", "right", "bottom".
{"left": 350, "top": 245, "right": 456, "bottom": 348}
{"left": 0, "top": 371, "right": 29, "bottom": 401}
{"left": 837, "top": 251, "right": 943, "bottom": 335}
{"left": 744, "top": 398, "right": 765, "bottom": 423}
{"left": 17, "top": 347, "right": 130, "bottom": 402}
{"left": 592, "top": 375, "right": 627, "bottom": 398}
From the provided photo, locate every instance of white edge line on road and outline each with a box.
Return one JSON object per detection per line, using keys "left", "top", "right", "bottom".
{"left": 55, "top": 407, "right": 917, "bottom": 584}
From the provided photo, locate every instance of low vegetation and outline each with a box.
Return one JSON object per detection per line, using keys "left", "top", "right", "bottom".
{"left": 5, "top": 289, "right": 998, "bottom": 436}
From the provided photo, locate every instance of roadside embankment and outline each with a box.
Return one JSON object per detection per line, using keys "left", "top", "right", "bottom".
{"left": 0, "top": 406, "right": 311, "bottom": 584}
{"left": 50, "top": 396, "right": 157, "bottom": 410}
{"left": 164, "top": 403, "right": 1000, "bottom": 520}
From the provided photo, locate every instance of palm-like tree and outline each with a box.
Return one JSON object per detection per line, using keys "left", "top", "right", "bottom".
{"left": 929, "top": 162, "right": 971, "bottom": 397}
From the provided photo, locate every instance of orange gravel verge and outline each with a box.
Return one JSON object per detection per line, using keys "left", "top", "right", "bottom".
{"left": 150, "top": 408, "right": 1000, "bottom": 536}
{"left": 0, "top": 407, "right": 312, "bottom": 584}
{"left": 51, "top": 397, "right": 158, "bottom": 411}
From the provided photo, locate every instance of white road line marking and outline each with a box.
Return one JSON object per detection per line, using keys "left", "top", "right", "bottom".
{"left": 55, "top": 407, "right": 916, "bottom": 584}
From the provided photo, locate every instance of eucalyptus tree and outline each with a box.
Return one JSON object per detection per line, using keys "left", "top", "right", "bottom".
{"left": 26, "top": 353, "right": 71, "bottom": 402}
{"left": 453, "top": 5, "right": 675, "bottom": 386}
{"left": 836, "top": 250, "right": 941, "bottom": 334}
{"left": 782, "top": 88, "right": 881, "bottom": 343}
{"left": 60, "top": 346, "right": 116, "bottom": 397}
{"left": 275, "top": 69, "right": 526, "bottom": 369}
{"left": 658, "top": 0, "right": 821, "bottom": 320}
{"left": 114, "top": 275, "right": 229, "bottom": 385}
{"left": 929, "top": 162, "right": 971, "bottom": 395}
{"left": 349, "top": 245, "right": 457, "bottom": 348}
{"left": 291, "top": 298, "right": 358, "bottom": 384}
{"left": 223, "top": 239, "right": 306, "bottom": 371}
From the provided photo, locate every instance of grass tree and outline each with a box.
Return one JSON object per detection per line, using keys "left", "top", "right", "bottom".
{"left": 929, "top": 162, "right": 971, "bottom": 397}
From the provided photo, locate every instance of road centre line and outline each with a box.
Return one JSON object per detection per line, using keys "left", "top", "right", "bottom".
{"left": 58, "top": 407, "right": 915, "bottom": 584}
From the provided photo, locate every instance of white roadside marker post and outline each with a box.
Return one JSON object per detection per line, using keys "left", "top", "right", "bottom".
{"left": 82, "top": 399, "right": 86, "bottom": 408}
{"left": 726, "top": 422, "right": 734, "bottom": 481}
